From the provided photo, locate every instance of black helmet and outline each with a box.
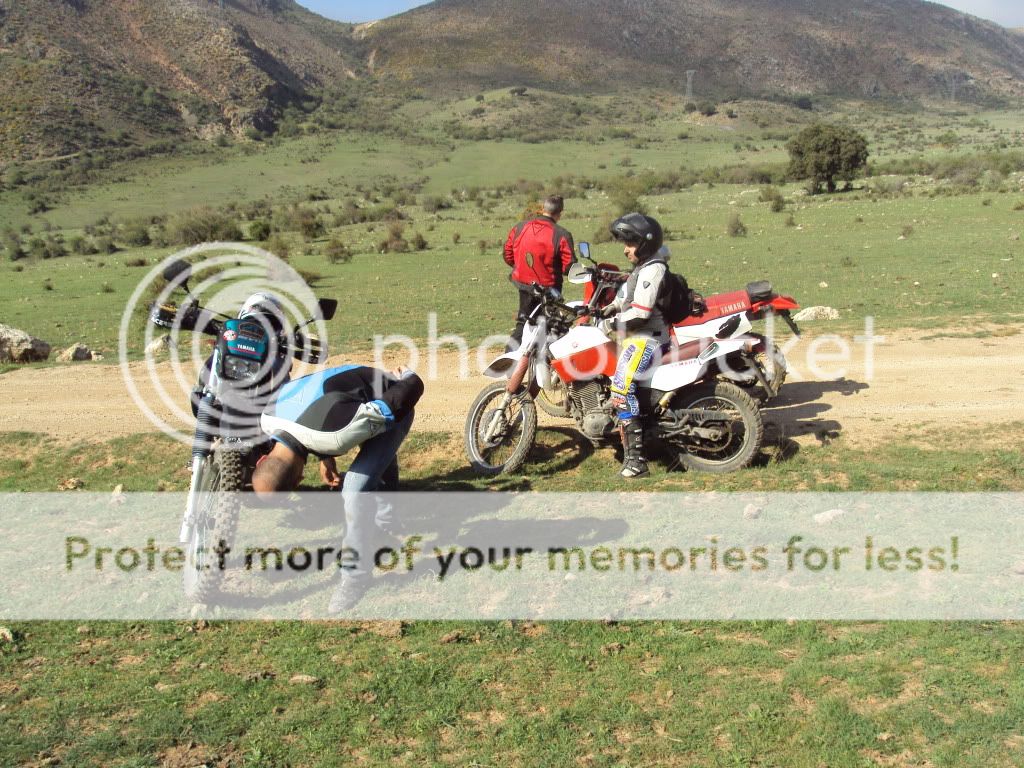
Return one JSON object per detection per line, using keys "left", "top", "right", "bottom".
{"left": 610, "top": 213, "right": 663, "bottom": 260}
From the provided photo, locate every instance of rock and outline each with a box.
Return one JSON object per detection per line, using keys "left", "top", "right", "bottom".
{"left": 76, "top": 625, "right": 92, "bottom": 635}
{"left": 0, "top": 324, "right": 51, "bottom": 363}
{"left": 793, "top": 306, "right": 840, "bottom": 322}
{"left": 439, "top": 630, "right": 464, "bottom": 644}
{"left": 145, "top": 334, "right": 174, "bottom": 355}
{"left": 818, "top": 281, "right": 829, "bottom": 288}
{"left": 57, "top": 477, "right": 84, "bottom": 491}
{"left": 814, "top": 509, "right": 848, "bottom": 524}
{"left": 57, "top": 343, "right": 92, "bottom": 363}
{"left": 742, "top": 503, "right": 763, "bottom": 520}
{"left": 0, "top": 626, "right": 14, "bottom": 645}
{"left": 289, "top": 674, "right": 321, "bottom": 686}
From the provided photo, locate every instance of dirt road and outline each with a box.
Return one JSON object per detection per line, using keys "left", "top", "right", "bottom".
{"left": 1, "top": 329, "right": 1021, "bottom": 448}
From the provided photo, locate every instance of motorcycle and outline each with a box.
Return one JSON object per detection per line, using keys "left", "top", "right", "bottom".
{"left": 567, "top": 243, "right": 801, "bottom": 403}
{"left": 465, "top": 269, "right": 766, "bottom": 477}
{"left": 150, "top": 259, "right": 337, "bottom": 602}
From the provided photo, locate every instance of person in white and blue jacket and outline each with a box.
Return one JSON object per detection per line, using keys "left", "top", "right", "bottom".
{"left": 252, "top": 363, "right": 424, "bottom": 611}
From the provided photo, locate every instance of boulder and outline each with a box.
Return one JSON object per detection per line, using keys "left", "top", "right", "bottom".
{"left": 57, "top": 343, "right": 93, "bottom": 363}
{"left": 0, "top": 324, "right": 51, "bottom": 363}
{"left": 145, "top": 334, "right": 174, "bottom": 355}
{"left": 793, "top": 306, "right": 840, "bottom": 322}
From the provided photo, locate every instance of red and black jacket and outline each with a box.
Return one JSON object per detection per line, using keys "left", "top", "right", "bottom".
{"left": 503, "top": 215, "right": 575, "bottom": 290}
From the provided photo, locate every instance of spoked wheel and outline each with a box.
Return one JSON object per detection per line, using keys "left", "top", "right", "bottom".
{"left": 672, "top": 381, "right": 763, "bottom": 474}
{"left": 465, "top": 382, "right": 538, "bottom": 476}
{"left": 183, "top": 446, "right": 242, "bottom": 603}
{"left": 536, "top": 370, "right": 571, "bottom": 418}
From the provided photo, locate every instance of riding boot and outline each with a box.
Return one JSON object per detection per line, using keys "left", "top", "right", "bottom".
{"left": 619, "top": 419, "right": 650, "bottom": 479}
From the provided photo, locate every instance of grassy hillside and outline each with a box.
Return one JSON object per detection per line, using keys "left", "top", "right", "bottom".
{"left": 0, "top": 0, "right": 365, "bottom": 161}
{"left": 367, "top": 0, "right": 1024, "bottom": 102}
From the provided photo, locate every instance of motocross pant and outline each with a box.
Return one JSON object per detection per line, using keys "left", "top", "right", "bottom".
{"left": 340, "top": 410, "right": 414, "bottom": 583}
{"left": 507, "top": 288, "right": 542, "bottom": 352}
{"left": 610, "top": 337, "right": 660, "bottom": 420}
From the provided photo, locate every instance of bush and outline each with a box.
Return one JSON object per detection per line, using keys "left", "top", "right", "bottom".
{"left": 249, "top": 219, "right": 272, "bottom": 241}
{"left": 171, "top": 207, "right": 243, "bottom": 245}
{"left": 266, "top": 233, "right": 290, "bottom": 260}
{"left": 120, "top": 221, "right": 151, "bottom": 247}
{"left": 684, "top": 102, "right": 697, "bottom": 114}
{"left": 95, "top": 236, "right": 118, "bottom": 254}
{"left": 410, "top": 232, "right": 428, "bottom": 251}
{"left": 452, "top": 232, "right": 461, "bottom": 245}
{"left": 378, "top": 223, "right": 408, "bottom": 253}
{"left": 3, "top": 229, "right": 25, "bottom": 261}
{"left": 421, "top": 195, "right": 451, "bottom": 214}
{"left": 125, "top": 257, "right": 148, "bottom": 267}
{"left": 759, "top": 185, "right": 786, "bottom": 212}
{"left": 698, "top": 101, "right": 718, "bottom": 117}
{"left": 324, "top": 237, "right": 352, "bottom": 264}
{"left": 727, "top": 214, "right": 748, "bottom": 237}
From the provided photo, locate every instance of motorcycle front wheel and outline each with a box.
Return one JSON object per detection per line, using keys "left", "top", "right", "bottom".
{"left": 672, "top": 381, "right": 763, "bottom": 474}
{"left": 465, "top": 382, "right": 537, "bottom": 476}
{"left": 183, "top": 446, "right": 243, "bottom": 603}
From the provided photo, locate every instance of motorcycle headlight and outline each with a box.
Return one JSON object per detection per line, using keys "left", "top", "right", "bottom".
{"left": 223, "top": 355, "right": 263, "bottom": 382}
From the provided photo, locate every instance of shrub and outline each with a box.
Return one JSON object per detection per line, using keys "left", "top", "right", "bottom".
{"left": 698, "top": 101, "right": 718, "bottom": 117}
{"left": 378, "top": 223, "right": 408, "bottom": 253}
{"left": 120, "top": 221, "right": 151, "bottom": 247}
{"left": 101, "top": 282, "right": 115, "bottom": 293}
{"left": 477, "top": 239, "right": 488, "bottom": 255}
{"left": 42, "top": 279, "right": 54, "bottom": 291}
{"left": 759, "top": 185, "right": 786, "bottom": 212}
{"left": 684, "top": 102, "right": 697, "bottom": 114}
{"left": 411, "top": 232, "right": 428, "bottom": 251}
{"left": 3, "top": 229, "right": 25, "bottom": 261}
{"left": 170, "top": 207, "right": 242, "bottom": 245}
{"left": 727, "top": 214, "right": 748, "bottom": 237}
{"left": 452, "top": 232, "right": 461, "bottom": 245}
{"left": 901, "top": 225, "right": 914, "bottom": 238}
{"left": 324, "top": 237, "right": 352, "bottom": 264}
{"left": 266, "top": 233, "right": 291, "bottom": 260}
{"left": 249, "top": 219, "right": 272, "bottom": 241}
{"left": 125, "top": 257, "right": 148, "bottom": 267}
{"left": 94, "top": 236, "right": 118, "bottom": 254}
{"left": 785, "top": 214, "right": 797, "bottom": 227}
{"left": 421, "top": 195, "right": 451, "bottom": 214}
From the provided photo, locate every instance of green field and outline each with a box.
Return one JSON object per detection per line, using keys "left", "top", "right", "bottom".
{"left": 3, "top": 95, "right": 1024, "bottom": 767}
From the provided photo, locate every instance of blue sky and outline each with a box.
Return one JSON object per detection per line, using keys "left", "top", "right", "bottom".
{"left": 297, "top": 1, "right": 1024, "bottom": 27}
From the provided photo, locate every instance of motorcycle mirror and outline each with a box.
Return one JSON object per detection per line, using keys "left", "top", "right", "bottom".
{"left": 317, "top": 298, "right": 338, "bottom": 321}
{"left": 567, "top": 262, "right": 592, "bottom": 285}
{"left": 162, "top": 259, "right": 191, "bottom": 285}
{"left": 578, "top": 242, "right": 592, "bottom": 262}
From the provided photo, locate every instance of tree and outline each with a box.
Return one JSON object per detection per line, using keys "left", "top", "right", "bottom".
{"left": 787, "top": 124, "right": 869, "bottom": 194}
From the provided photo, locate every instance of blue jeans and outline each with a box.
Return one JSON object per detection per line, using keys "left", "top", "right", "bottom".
{"left": 340, "top": 411, "right": 414, "bottom": 581}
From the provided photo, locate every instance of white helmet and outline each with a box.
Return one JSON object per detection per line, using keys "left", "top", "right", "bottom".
{"left": 239, "top": 292, "right": 286, "bottom": 331}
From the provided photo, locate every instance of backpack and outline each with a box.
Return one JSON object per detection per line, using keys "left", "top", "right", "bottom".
{"left": 648, "top": 259, "right": 693, "bottom": 324}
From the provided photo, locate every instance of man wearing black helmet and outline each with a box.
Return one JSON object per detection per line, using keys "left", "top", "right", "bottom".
{"left": 598, "top": 213, "right": 671, "bottom": 479}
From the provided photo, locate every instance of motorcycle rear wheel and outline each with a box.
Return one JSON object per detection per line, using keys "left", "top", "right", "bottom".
{"left": 465, "top": 382, "right": 537, "bottom": 476}
{"left": 672, "top": 381, "right": 763, "bottom": 474}
{"left": 183, "top": 446, "right": 242, "bottom": 603}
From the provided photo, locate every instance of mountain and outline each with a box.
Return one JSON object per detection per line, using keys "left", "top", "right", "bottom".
{"left": 0, "top": 0, "right": 365, "bottom": 161}
{"left": 363, "top": 0, "right": 1024, "bottom": 101}
{"left": 3, "top": 0, "right": 1024, "bottom": 163}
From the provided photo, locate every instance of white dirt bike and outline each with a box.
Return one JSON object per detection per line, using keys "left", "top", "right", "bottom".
{"left": 465, "top": 282, "right": 765, "bottom": 477}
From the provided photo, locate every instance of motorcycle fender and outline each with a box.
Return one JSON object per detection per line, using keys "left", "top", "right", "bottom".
{"left": 483, "top": 324, "right": 542, "bottom": 379}
{"left": 536, "top": 357, "right": 552, "bottom": 390}
{"left": 483, "top": 352, "right": 519, "bottom": 379}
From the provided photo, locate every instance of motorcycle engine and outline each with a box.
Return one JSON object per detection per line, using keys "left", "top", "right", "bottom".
{"left": 570, "top": 381, "right": 616, "bottom": 440}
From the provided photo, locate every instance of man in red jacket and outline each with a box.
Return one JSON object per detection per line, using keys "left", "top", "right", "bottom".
{"left": 503, "top": 195, "right": 575, "bottom": 349}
